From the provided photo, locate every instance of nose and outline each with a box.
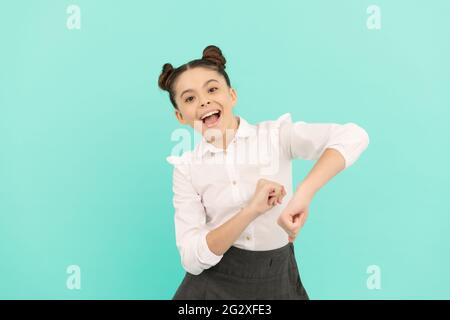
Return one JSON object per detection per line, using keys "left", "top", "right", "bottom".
{"left": 200, "top": 101, "right": 210, "bottom": 108}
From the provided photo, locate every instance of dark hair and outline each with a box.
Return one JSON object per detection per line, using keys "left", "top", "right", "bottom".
{"left": 158, "top": 45, "right": 231, "bottom": 110}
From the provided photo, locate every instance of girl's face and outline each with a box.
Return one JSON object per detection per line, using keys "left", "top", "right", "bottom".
{"left": 173, "top": 67, "right": 238, "bottom": 137}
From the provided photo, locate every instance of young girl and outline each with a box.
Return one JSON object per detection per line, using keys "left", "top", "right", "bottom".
{"left": 159, "top": 45, "right": 369, "bottom": 300}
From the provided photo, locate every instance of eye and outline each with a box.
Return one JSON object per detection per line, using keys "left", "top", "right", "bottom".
{"left": 185, "top": 96, "right": 195, "bottom": 103}
{"left": 209, "top": 87, "right": 218, "bottom": 93}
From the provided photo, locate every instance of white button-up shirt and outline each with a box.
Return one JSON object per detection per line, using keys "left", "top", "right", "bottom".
{"left": 167, "top": 113, "right": 369, "bottom": 275}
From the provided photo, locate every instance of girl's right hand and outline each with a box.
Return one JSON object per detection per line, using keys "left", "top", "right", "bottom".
{"left": 247, "top": 179, "right": 286, "bottom": 218}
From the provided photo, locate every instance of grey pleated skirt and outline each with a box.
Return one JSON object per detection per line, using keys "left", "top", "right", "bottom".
{"left": 172, "top": 242, "right": 309, "bottom": 300}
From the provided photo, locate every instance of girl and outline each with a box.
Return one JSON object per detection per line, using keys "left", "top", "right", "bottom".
{"left": 159, "top": 45, "right": 369, "bottom": 299}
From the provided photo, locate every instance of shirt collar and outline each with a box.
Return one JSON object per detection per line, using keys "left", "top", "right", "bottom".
{"left": 196, "top": 115, "right": 256, "bottom": 157}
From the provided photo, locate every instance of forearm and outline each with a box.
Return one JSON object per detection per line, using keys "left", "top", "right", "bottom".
{"left": 206, "top": 207, "right": 257, "bottom": 256}
{"left": 297, "top": 148, "right": 346, "bottom": 198}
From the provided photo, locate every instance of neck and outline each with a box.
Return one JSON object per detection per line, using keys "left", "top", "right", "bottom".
{"left": 210, "top": 115, "right": 239, "bottom": 150}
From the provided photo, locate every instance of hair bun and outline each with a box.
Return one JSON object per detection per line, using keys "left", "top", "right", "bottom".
{"left": 202, "top": 45, "right": 226, "bottom": 69}
{"left": 158, "top": 63, "right": 175, "bottom": 91}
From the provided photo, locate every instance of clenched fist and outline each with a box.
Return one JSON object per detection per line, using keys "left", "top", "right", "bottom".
{"left": 277, "top": 193, "right": 311, "bottom": 242}
{"left": 247, "top": 178, "right": 286, "bottom": 218}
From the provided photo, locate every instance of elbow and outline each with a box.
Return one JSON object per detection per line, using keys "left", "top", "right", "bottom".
{"left": 181, "top": 260, "right": 204, "bottom": 276}
{"left": 177, "top": 231, "right": 223, "bottom": 276}
{"left": 179, "top": 247, "right": 207, "bottom": 276}
{"left": 347, "top": 122, "right": 370, "bottom": 150}
{"left": 358, "top": 124, "right": 370, "bottom": 150}
{"left": 335, "top": 123, "right": 369, "bottom": 168}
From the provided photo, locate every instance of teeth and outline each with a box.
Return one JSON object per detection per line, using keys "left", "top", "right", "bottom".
{"left": 200, "top": 110, "right": 220, "bottom": 120}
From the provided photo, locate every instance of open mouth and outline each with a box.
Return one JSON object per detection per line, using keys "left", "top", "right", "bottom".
{"left": 200, "top": 110, "right": 221, "bottom": 128}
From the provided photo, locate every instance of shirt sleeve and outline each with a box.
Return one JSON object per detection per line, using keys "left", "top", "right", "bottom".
{"left": 277, "top": 113, "right": 370, "bottom": 168}
{"left": 167, "top": 155, "right": 223, "bottom": 275}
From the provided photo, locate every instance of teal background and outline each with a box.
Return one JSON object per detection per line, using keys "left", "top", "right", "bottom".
{"left": 1, "top": 0, "right": 449, "bottom": 299}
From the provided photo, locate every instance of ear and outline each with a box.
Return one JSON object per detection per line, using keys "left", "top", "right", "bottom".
{"left": 175, "top": 109, "right": 187, "bottom": 125}
{"left": 229, "top": 87, "right": 238, "bottom": 108}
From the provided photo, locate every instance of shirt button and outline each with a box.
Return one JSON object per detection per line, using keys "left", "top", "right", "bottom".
{"left": 232, "top": 180, "right": 237, "bottom": 185}
{"left": 246, "top": 236, "right": 251, "bottom": 241}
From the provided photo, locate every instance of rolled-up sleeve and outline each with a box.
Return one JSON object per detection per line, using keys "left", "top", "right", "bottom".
{"left": 167, "top": 156, "right": 223, "bottom": 275}
{"left": 278, "top": 113, "right": 370, "bottom": 168}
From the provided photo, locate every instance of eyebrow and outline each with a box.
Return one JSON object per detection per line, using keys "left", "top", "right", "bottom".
{"left": 179, "top": 79, "right": 219, "bottom": 98}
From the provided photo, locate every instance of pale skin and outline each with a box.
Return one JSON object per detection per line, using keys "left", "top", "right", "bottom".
{"left": 172, "top": 66, "right": 345, "bottom": 256}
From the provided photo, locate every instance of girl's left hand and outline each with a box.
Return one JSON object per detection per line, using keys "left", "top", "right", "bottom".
{"left": 277, "top": 193, "right": 312, "bottom": 242}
